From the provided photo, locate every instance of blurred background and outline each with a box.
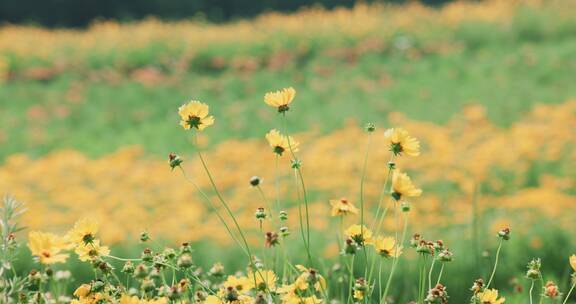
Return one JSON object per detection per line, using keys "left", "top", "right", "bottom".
{"left": 0, "top": 0, "right": 575, "bottom": 302}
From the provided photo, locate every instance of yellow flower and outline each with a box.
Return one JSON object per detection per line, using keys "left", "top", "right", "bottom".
{"left": 570, "top": 255, "right": 576, "bottom": 272}
{"left": 345, "top": 225, "right": 374, "bottom": 246}
{"left": 73, "top": 284, "right": 91, "bottom": 298}
{"left": 374, "top": 236, "right": 402, "bottom": 258}
{"left": 223, "top": 275, "right": 252, "bottom": 293}
{"left": 265, "top": 129, "right": 299, "bottom": 156}
{"left": 353, "top": 290, "right": 364, "bottom": 300}
{"left": 178, "top": 100, "right": 215, "bottom": 130}
{"left": 477, "top": 289, "right": 505, "bottom": 304}
{"left": 120, "top": 294, "right": 169, "bottom": 304}
{"left": 391, "top": 171, "right": 422, "bottom": 201}
{"left": 294, "top": 265, "right": 326, "bottom": 292}
{"left": 248, "top": 269, "right": 277, "bottom": 291}
{"left": 27, "top": 231, "right": 70, "bottom": 265}
{"left": 66, "top": 218, "right": 99, "bottom": 246}
{"left": 329, "top": 198, "right": 359, "bottom": 217}
{"left": 264, "top": 87, "right": 295, "bottom": 113}
{"left": 384, "top": 128, "right": 420, "bottom": 156}
{"left": 75, "top": 240, "right": 110, "bottom": 261}
{"left": 204, "top": 295, "right": 223, "bottom": 304}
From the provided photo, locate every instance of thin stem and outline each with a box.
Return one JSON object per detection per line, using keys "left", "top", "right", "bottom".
{"left": 485, "top": 239, "right": 503, "bottom": 289}
{"left": 347, "top": 255, "right": 356, "bottom": 304}
{"left": 428, "top": 257, "right": 436, "bottom": 290}
{"left": 381, "top": 211, "right": 409, "bottom": 303}
{"left": 529, "top": 280, "right": 535, "bottom": 304}
{"left": 359, "top": 132, "right": 373, "bottom": 275}
{"left": 436, "top": 263, "right": 445, "bottom": 285}
{"left": 563, "top": 280, "right": 576, "bottom": 304}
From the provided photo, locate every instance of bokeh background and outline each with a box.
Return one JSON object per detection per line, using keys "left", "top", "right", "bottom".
{"left": 0, "top": 0, "right": 575, "bottom": 302}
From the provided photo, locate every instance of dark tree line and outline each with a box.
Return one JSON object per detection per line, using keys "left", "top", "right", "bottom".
{"left": 0, "top": 0, "right": 451, "bottom": 28}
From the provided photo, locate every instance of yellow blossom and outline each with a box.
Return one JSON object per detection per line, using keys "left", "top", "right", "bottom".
{"left": 223, "top": 275, "right": 252, "bottom": 293}
{"left": 477, "top": 289, "right": 505, "bottom": 304}
{"left": 374, "top": 236, "right": 402, "bottom": 258}
{"left": 75, "top": 240, "right": 110, "bottom": 261}
{"left": 391, "top": 171, "right": 422, "bottom": 201}
{"left": 178, "top": 100, "right": 215, "bottom": 131}
{"left": 345, "top": 224, "right": 374, "bottom": 245}
{"left": 66, "top": 218, "right": 99, "bottom": 246}
{"left": 265, "top": 129, "right": 299, "bottom": 156}
{"left": 570, "top": 255, "right": 576, "bottom": 272}
{"left": 264, "top": 87, "right": 295, "bottom": 112}
{"left": 329, "top": 198, "right": 358, "bottom": 217}
{"left": 73, "top": 284, "right": 91, "bottom": 298}
{"left": 248, "top": 269, "right": 277, "bottom": 291}
{"left": 384, "top": 128, "right": 420, "bottom": 156}
{"left": 204, "top": 295, "right": 223, "bottom": 304}
{"left": 120, "top": 294, "right": 169, "bottom": 304}
{"left": 353, "top": 290, "right": 364, "bottom": 300}
{"left": 27, "top": 231, "right": 70, "bottom": 265}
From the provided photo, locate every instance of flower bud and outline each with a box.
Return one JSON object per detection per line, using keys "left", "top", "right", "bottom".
{"left": 279, "top": 211, "right": 288, "bottom": 221}
{"left": 437, "top": 249, "right": 453, "bottom": 262}
{"left": 265, "top": 232, "right": 279, "bottom": 248}
{"left": 122, "top": 261, "right": 135, "bottom": 274}
{"left": 498, "top": 227, "right": 511, "bottom": 240}
{"left": 365, "top": 123, "right": 375, "bottom": 132}
{"left": 401, "top": 202, "right": 411, "bottom": 212}
{"left": 291, "top": 159, "right": 302, "bottom": 169}
{"left": 344, "top": 238, "right": 357, "bottom": 255}
{"left": 140, "top": 231, "right": 150, "bottom": 242}
{"left": 280, "top": 226, "right": 290, "bottom": 237}
{"left": 255, "top": 207, "right": 267, "bottom": 220}
{"left": 410, "top": 233, "right": 422, "bottom": 248}
{"left": 168, "top": 153, "right": 183, "bottom": 170}
{"left": 163, "top": 248, "right": 177, "bottom": 260}
{"left": 388, "top": 161, "right": 396, "bottom": 169}
{"left": 134, "top": 264, "right": 149, "bottom": 279}
{"left": 250, "top": 176, "right": 261, "bottom": 187}
{"left": 177, "top": 253, "right": 194, "bottom": 269}
{"left": 141, "top": 248, "right": 153, "bottom": 263}
{"left": 544, "top": 281, "right": 560, "bottom": 298}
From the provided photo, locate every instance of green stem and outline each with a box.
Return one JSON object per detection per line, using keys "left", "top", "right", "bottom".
{"left": 347, "top": 255, "right": 356, "bottom": 304}
{"left": 485, "top": 239, "right": 503, "bottom": 289}
{"left": 428, "top": 257, "right": 436, "bottom": 290}
{"left": 359, "top": 132, "right": 373, "bottom": 275}
{"left": 563, "top": 280, "right": 576, "bottom": 304}
{"left": 381, "top": 212, "right": 409, "bottom": 303}
{"left": 529, "top": 280, "right": 535, "bottom": 304}
{"left": 436, "top": 263, "right": 444, "bottom": 285}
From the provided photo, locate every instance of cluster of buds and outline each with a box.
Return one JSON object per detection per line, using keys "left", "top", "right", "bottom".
{"left": 470, "top": 278, "right": 484, "bottom": 295}
{"left": 526, "top": 258, "right": 542, "bottom": 279}
{"left": 497, "top": 227, "right": 511, "bottom": 240}
{"left": 264, "top": 232, "right": 279, "bottom": 248}
{"left": 437, "top": 249, "right": 454, "bottom": 262}
{"left": 425, "top": 283, "right": 449, "bottom": 304}
{"left": 415, "top": 239, "right": 435, "bottom": 256}
{"left": 353, "top": 277, "right": 368, "bottom": 302}
{"left": 544, "top": 281, "right": 561, "bottom": 299}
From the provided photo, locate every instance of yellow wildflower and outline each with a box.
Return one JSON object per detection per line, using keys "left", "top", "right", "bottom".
{"left": 384, "top": 128, "right": 420, "bottom": 156}
{"left": 75, "top": 240, "right": 110, "bottom": 261}
{"left": 73, "top": 284, "right": 91, "bottom": 298}
{"left": 204, "top": 295, "right": 223, "bottom": 304}
{"left": 27, "top": 231, "right": 69, "bottom": 265}
{"left": 178, "top": 100, "right": 215, "bottom": 131}
{"left": 345, "top": 225, "right": 373, "bottom": 245}
{"left": 264, "top": 87, "right": 295, "bottom": 113}
{"left": 265, "top": 129, "right": 299, "bottom": 156}
{"left": 223, "top": 275, "right": 252, "bottom": 293}
{"left": 353, "top": 290, "right": 364, "bottom": 300}
{"left": 120, "top": 294, "right": 169, "bottom": 304}
{"left": 477, "top": 289, "right": 505, "bottom": 304}
{"left": 374, "top": 236, "right": 402, "bottom": 258}
{"left": 570, "top": 255, "right": 576, "bottom": 272}
{"left": 329, "top": 198, "right": 359, "bottom": 217}
{"left": 391, "top": 171, "right": 422, "bottom": 201}
{"left": 248, "top": 269, "right": 277, "bottom": 291}
{"left": 66, "top": 218, "right": 99, "bottom": 246}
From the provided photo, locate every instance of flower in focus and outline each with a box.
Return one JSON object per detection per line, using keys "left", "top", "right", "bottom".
{"left": 384, "top": 128, "right": 420, "bottom": 156}
{"left": 265, "top": 129, "right": 299, "bottom": 156}
{"left": 264, "top": 87, "right": 295, "bottom": 113}
{"left": 570, "top": 255, "right": 576, "bottom": 272}
{"left": 345, "top": 225, "right": 373, "bottom": 246}
{"left": 477, "top": 289, "right": 505, "bottom": 304}
{"left": 329, "top": 198, "right": 359, "bottom": 217}
{"left": 75, "top": 240, "right": 110, "bottom": 261}
{"left": 391, "top": 171, "right": 422, "bottom": 201}
{"left": 28, "top": 231, "right": 70, "bottom": 265}
{"left": 374, "top": 236, "right": 402, "bottom": 258}
{"left": 66, "top": 218, "right": 99, "bottom": 246}
{"left": 178, "top": 100, "right": 215, "bottom": 130}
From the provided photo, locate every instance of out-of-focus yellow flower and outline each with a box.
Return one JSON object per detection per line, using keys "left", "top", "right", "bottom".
{"left": 120, "top": 294, "right": 169, "bottom": 304}
{"left": 75, "top": 240, "right": 110, "bottom": 261}
{"left": 477, "top": 289, "right": 505, "bottom": 304}
{"left": 329, "top": 198, "right": 358, "bottom": 217}
{"left": 384, "top": 128, "right": 420, "bottom": 156}
{"left": 27, "top": 231, "right": 69, "bottom": 265}
{"left": 374, "top": 236, "right": 402, "bottom": 258}
{"left": 204, "top": 295, "right": 223, "bottom": 304}
{"left": 73, "top": 284, "right": 91, "bottom": 298}
{"left": 66, "top": 218, "right": 99, "bottom": 246}
{"left": 345, "top": 224, "right": 373, "bottom": 245}
{"left": 265, "top": 129, "right": 299, "bottom": 156}
{"left": 248, "top": 269, "right": 277, "bottom": 291}
{"left": 178, "top": 100, "right": 215, "bottom": 131}
{"left": 223, "top": 275, "right": 252, "bottom": 293}
{"left": 264, "top": 87, "right": 295, "bottom": 113}
{"left": 354, "top": 290, "right": 364, "bottom": 300}
{"left": 391, "top": 171, "right": 422, "bottom": 201}
{"left": 570, "top": 255, "right": 576, "bottom": 272}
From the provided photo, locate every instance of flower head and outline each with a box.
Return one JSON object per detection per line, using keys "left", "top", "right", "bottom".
{"left": 75, "top": 240, "right": 110, "bottom": 262}
{"left": 265, "top": 129, "right": 299, "bottom": 156}
{"left": 391, "top": 171, "right": 422, "bottom": 201}
{"left": 374, "top": 236, "right": 402, "bottom": 258}
{"left": 345, "top": 225, "right": 373, "bottom": 246}
{"left": 264, "top": 87, "right": 295, "bottom": 113}
{"left": 477, "top": 289, "right": 505, "bottom": 304}
{"left": 384, "top": 128, "right": 420, "bottom": 156}
{"left": 178, "top": 100, "right": 215, "bottom": 130}
{"left": 223, "top": 275, "right": 252, "bottom": 293}
{"left": 67, "top": 218, "right": 99, "bottom": 246}
{"left": 329, "top": 198, "right": 359, "bottom": 217}
{"left": 28, "top": 231, "right": 70, "bottom": 265}
{"left": 248, "top": 269, "right": 277, "bottom": 291}
{"left": 570, "top": 255, "right": 576, "bottom": 272}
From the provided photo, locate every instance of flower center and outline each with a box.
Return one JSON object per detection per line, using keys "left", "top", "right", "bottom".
{"left": 82, "top": 233, "right": 95, "bottom": 244}
{"left": 273, "top": 146, "right": 285, "bottom": 155}
{"left": 41, "top": 251, "right": 51, "bottom": 258}
{"left": 186, "top": 115, "right": 202, "bottom": 129}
